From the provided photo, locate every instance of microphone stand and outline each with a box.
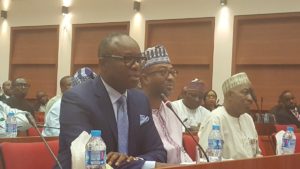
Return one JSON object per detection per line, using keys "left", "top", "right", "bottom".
{"left": 37, "top": 124, "right": 60, "bottom": 130}
{"left": 160, "top": 93, "right": 209, "bottom": 162}
{"left": 260, "top": 97, "right": 263, "bottom": 114}
{"left": 25, "top": 113, "right": 63, "bottom": 169}
{"left": 252, "top": 93, "right": 259, "bottom": 113}
{"left": 250, "top": 88, "right": 261, "bottom": 123}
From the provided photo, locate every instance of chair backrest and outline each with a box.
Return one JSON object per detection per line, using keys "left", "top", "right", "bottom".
{"left": 258, "top": 135, "right": 276, "bottom": 156}
{"left": 274, "top": 124, "right": 297, "bottom": 132}
{"left": 0, "top": 140, "right": 59, "bottom": 169}
{"left": 270, "top": 133, "right": 277, "bottom": 154}
{"left": 182, "top": 134, "right": 199, "bottom": 161}
{"left": 258, "top": 136, "right": 267, "bottom": 156}
{"left": 34, "top": 111, "right": 45, "bottom": 124}
{"left": 27, "top": 127, "right": 43, "bottom": 136}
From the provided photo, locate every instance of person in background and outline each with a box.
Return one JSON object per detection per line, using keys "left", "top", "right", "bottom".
{"left": 0, "top": 80, "right": 12, "bottom": 102}
{"left": 203, "top": 89, "right": 220, "bottom": 112}
{"left": 56, "top": 33, "right": 166, "bottom": 169}
{"left": 45, "top": 75, "right": 72, "bottom": 115}
{"left": 198, "top": 72, "right": 261, "bottom": 159}
{"left": 140, "top": 45, "right": 192, "bottom": 164}
{"left": 0, "top": 101, "right": 31, "bottom": 136}
{"left": 42, "top": 67, "right": 97, "bottom": 137}
{"left": 172, "top": 79, "right": 211, "bottom": 132}
{"left": 5, "top": 78, "right": 35, "bottom": 117}
{"left": 34, "top": 91, "right": 49, "bottom": 112}
{"left": 270, "top": 90, "right": 300, "bottom": 128}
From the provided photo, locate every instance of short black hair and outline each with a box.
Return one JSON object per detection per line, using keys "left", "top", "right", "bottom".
{"left": 278, "top": 90, "right": 291, "bottom": 104}
{"left": 12, "top": 77, "right": 27, "bottom": 87}
{"left": 98, "top": 32, "right": 129, "bottom": 59}
{"left": 60, "top": 76, "right": 72, "bottom": 87}
{"left": 2, "top": 80, "right": 11, "bottom": 88}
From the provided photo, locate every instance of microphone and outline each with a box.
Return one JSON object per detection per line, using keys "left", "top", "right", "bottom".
{"left": 260, "top": 97, "right": 263, "bottom": 114}
{"left": 160, "top": 93, "right": 209, "bottom": 162}
{"left": 37, "top": 124, "right": 60, "bottom": 130}
{"left": 183, "top": 118, "right": 188, "bottom": 123}
{"left": 25, "top": 113, "right": 63, "bottom": 169}
{"left": 249, "top": 89, "right": 262, "bottom": 123}
{"left": 250, "top": 88, "right": 259, "bottom": 112}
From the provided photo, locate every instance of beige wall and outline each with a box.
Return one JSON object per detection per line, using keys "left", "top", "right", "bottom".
{"left": 1, "top": 0, "right": 300, "bottom": 101}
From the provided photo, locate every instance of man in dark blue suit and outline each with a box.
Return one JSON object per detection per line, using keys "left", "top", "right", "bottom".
{"left": 55, "top": 33, "right": 166, "bottom": 169}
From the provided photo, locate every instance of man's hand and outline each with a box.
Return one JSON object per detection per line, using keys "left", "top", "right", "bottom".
{"left": 107, "top": 152, "right": 136, "bottom": 167}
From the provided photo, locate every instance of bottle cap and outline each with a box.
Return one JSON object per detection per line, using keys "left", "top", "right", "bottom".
{"left": 7, "top": 112, "right": 15, "bottom": 117}
{"left": 212, "top": 124, "right": 220, "bottom": 130}
{"left": 91, "top": 130, "right": 101, "bottom": 137}
{"left": 287, "top": 126, "right": 294, "bottom": 132}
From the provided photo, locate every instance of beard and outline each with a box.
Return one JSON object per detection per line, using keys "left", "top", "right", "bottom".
{"left": 151, "top": 86, "right": 172, "bottom": 98}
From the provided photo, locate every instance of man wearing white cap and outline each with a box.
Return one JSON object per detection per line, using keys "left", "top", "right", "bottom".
{"left": 172, "top": 79, "right": 211, "bottom": 132}
{"left": 198, "top": 72, "right": 261, "bottom": 159}
{"left": 140, "top": 45, "right": 192, "bottom": 164}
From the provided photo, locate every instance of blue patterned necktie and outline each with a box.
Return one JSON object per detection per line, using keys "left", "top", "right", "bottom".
{"left": 117, "top": 95, "right": 129, "bottom": 154}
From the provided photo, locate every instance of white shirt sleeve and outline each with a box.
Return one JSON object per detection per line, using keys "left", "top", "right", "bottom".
{"left": 142, "top": 161, "right": 156, "bottom": 169}
{"left": 0, "top": 101, "right": 31, "bottom": 132}
{"left": 42, "top": 99, "right": 61, "bottom": 137}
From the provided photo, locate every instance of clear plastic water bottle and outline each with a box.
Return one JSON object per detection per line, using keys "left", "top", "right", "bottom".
{"left": 85, "top": 130, "right": 106, "bottom": 169}
{"left": 5, "top": 112, "right": 17, "bottom": 138}
{"left": 207, "top": 124, "right": 223, "bottom": 162}
{"left": 281, "top": 126, "right": 296, "bottom": 154}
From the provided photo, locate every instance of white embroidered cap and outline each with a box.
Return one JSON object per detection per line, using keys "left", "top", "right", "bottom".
{"left": 222, "top": 72, "right": 251, "bottom": 94}
{"left": 143, "top": 45, "right": 171, "bottom": 69}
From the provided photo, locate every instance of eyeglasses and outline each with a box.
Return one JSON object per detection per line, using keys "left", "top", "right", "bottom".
{"left": 148, "top": 68, "right": 178, "bottom": 78}
{"left": 14, "top": 83, "right": 30, "bottom": 88}
{"left": 101, "top": 55, "right": 147, "bottom": 67}
{"left": 186, "top": 92, "right": 204, "bottom": 100}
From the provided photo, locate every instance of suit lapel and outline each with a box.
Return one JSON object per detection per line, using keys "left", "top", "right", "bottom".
{"left": 94, "top": 77, "right": 118, "bottom": 143}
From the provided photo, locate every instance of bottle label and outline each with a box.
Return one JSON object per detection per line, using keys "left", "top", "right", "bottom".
{"left": 208, "top": 139, "right": 223, "bottom": 149}
{"left": 282, "top": 138, "right": 296, "bottom": 148}
{"left": 6, "top": 123, "right": 17, "bottom": 133}
{"left": 85, "top": 150, "right": 106, "bottom": 166}
{"left": 290, "top": 139, "right": 296, "bottom": 147}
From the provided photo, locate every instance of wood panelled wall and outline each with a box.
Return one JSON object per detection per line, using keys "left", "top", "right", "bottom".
{"left": 145, "top": 18, "right": 215, "bottom": 100}
{"left": 9, "top": 13, "right": 300, "bottom": 106}
{"left": 9, "top": 26, "right": 59, "bottom": 99}
{"left": 233, "top": 12, "right": 300, "bottom": 110}
{"left": 71, "top": 22, "right": 130, "bottom": 74}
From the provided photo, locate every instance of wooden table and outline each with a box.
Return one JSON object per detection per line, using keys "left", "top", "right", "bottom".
{"left": 159, "top": 153, "right": 300, "bottom": 169}
{"left": 0, "top": 136, "right": 58, "bottom": 143}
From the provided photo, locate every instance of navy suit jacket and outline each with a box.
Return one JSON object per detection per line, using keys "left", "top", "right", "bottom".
{"left": 271, "top": 105, "right": 300, "bottom": 128}
{"left": 55, "top": 76, "right": 166, "bottom": 169}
